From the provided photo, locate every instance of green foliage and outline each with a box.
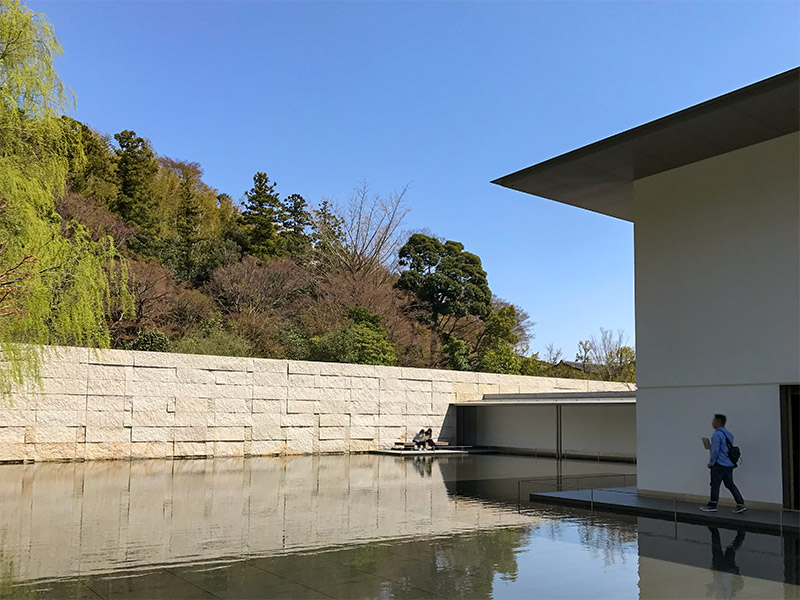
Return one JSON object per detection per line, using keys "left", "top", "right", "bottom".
{"left": 0, "top": 2, "right": 634, "bottom": 386}
{"left": 611, "top": 345, "right": 636, "bottom": 382}
{"left": 477, "top": 305, "right": 519, "bottom": 352}
{"left": 242, "top": 172, "right": 285, "bottom": 259}
{"left": 61, "top": 117, "right": 118, "bottom": 206}
{"left": 473, "top": 305, "right": 522, "bottom": 373}
{"left": 309, "top": 307, "right": 397, "bottom": 365}
{"left": 182, "top": 237, "right": 240, "bottom": 286}
{"left": 519, "top": 354, "right": 549, "bottom": 377}
{"left": 132, "top": 330, "right": 169, "bottom": 352}
{"left": 113, "top": 129, "right": 159, "bottom": 246}
{"left": 171, "top": 317, "right": 252, "bottom": 357}
{"left": 176, "top": 171, "right": 203, "bottom": 244}
{"left": 174, "top": 168, "right": 205, "bottom": 279}
{"left": 279, "top": 326, "right": 312, "bottom": 361}
{"left": 0, "top": 0, "right": 69, "bottom": 118}
{"left": 579, "top": 328, "right": 636, "bottom": 382}
{"left": 441, "top": 337, "right": 471, "bottom": 371}
{"left": 396, "top": 233, "right": 492, "bottom": 331}
{"left": 281, "top": 193, "right": 312, "bottom": 259}
{"left": 310, "top": 198, "right": 344, "bottom": 255}
{"left": 0, "top": 0, "right": 131, "bottom": 394}
{"left": 217, "top": 192, "right": 248, "bottom": 251}
{"left": 347, "top": 305, "right": 382, "bottom": 328}
{"left": 575, "top": 339, "right": 592, "bottom": 370}
{"left": 476, "top": 343, "right": 522, "bottom": 374}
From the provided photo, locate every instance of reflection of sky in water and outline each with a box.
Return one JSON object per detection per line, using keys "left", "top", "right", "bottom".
{"left": 0, "top": 454, "right": 796, "bottom": 599}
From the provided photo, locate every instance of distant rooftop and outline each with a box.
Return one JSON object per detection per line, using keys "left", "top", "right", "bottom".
{"left": 492, "top": 67, "right": 800, "bottom": 222}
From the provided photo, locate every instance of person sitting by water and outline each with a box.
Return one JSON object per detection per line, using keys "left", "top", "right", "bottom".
{"left": 419, "top": 428, "right": 436, "bottom": 451}
{"left": 412, "top": 429, "right": 426, "bottom": 450}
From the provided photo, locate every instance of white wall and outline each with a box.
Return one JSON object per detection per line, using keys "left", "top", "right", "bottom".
{"left": 471, "top": 403, "right": 636, "bottom": 459}
{"left": 473, "top": 405, "right": 557, "bottom": 452}
{"left": 633, "top": 132, "right": 800, "bottom": 505}
{"left": 561, "top": 404, "right": 636, "bottom": 457}
{"left": 636, "top": 385, "right": 783, "bottom": 503}
{"left": 0, "top": 346, "right": 634, "bottom": 462}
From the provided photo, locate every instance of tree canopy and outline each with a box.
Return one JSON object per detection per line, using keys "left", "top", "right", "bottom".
{"left": 396, "top": 233, "right": 492, "bottom": 333}
{"left": 0, "top": 0, "right": 130, "bottom": 393}
{"left": 0, "top": 0, "right": 634, "bottom": 386}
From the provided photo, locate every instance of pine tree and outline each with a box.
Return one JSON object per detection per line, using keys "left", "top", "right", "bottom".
{"left": 242, "top": 172, "right": 286, "bottom": 259}
{"left": 311, "top": 199, "right": 344, "bottom": 256}
{"left": 175, "top": 170, "right": 204, "bottom": 280}
{"left": 176, "top": 172, "right": 203, "bottom": 245}
{"left": 113, "top": 129, "right": 159, "bottom": 248}
{"left": 281, "top": 193, "right": 312, "bottom": 259}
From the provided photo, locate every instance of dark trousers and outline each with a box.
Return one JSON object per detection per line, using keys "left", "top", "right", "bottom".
{"left": 709, "top": 464, "right": 744, "bottom": 505}
{"left": 709, "top": 527, "right": 746, "bottom": 574}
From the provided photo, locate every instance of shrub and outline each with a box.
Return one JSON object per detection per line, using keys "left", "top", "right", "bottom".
{"left": 476, "top": 343, "right": 522, "bottom": 374}
{"left": 132, "top": 330, "right": 169, "bottom": 352}
{"left": 441, "top": 337, "right": 471, "bottom": 371}
{"left": 309, "top": 306, "right": 397, "bottom": 365}
{"left": 171, "top": 318, "right": 252, "bottom": 357}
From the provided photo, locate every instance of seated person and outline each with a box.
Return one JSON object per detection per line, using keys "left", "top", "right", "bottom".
{"left": 420, "top": 428, "right": 436, "bottom": 451}
{"left": 412, "top": 429, "right": 426, "bottom": 450}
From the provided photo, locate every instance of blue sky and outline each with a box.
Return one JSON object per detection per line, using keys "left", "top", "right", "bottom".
{"left": 32, "top": 1, "right": 799, "bottom": 357}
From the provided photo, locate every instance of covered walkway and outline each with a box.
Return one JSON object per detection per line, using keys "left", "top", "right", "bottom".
{"left": 454, "top": 391, "right": 636, "bottom": 462}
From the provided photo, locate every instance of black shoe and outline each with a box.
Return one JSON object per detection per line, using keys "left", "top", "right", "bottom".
{"left": 732, "top": 505, "right": 747, "bottom": 514}
{"left": 699, "top": 504, "right": 718, "bottom": 512}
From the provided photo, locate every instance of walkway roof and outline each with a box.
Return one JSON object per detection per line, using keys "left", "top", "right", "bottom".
{"left": 451, "top": 390, "right": 636, "bottom": 407}
{"left": 492, "top": 67, "right": 800, "bottom": 222}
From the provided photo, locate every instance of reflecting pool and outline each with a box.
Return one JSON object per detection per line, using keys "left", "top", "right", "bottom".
{"left": 0, "top": 454, "right": 796, "bottom": 599}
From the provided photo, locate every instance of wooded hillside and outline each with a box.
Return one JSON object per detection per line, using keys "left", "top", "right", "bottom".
{"left": 0, "top": 0, "right": 635, "bottom": 389}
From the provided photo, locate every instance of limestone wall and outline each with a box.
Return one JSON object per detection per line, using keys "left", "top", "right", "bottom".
{"left": 0, "top": 346, "right": 634, "bottom": 462}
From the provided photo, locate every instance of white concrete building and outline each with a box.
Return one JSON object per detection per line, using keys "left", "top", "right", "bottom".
{"left": 494, "top": 68, "right": 800, "bottom": 509}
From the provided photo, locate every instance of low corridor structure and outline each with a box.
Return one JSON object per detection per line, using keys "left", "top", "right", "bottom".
{"left": 455, "top": 391, "right": 636, "bottom": 461}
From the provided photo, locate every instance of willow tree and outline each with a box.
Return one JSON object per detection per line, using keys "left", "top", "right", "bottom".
{"left": 0, "top": 0, "right": 130, "bottom": 394}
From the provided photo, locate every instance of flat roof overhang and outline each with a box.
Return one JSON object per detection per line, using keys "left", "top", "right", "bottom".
{"left": 451, "top": 390, "right": 636, "bottom": 407}
{"left": 492, "top": 67, "right": 800, "bottom": 222}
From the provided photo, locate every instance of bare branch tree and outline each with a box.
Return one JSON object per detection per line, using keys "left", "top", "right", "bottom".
{"left": 312, "top": 181, "right": 410, "bottom": 282}
{"left": 544, "top": 343, "right": 563, "bottom": 365}
{"left": 204, "top": 256, "right": 312, "bottom": 315}
{"left": 588, "top": 327, "right": 636, "bottom": 381}
{"left": 575, "top": 339, "right": 593, "bottom": 371}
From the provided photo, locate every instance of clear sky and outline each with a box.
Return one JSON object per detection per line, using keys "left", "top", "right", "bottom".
{"left": 31, "top": 0, "right": 799, "bottom": 358}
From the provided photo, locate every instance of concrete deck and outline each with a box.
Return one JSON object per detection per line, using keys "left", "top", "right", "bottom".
{"left": 373, "top": 447, "right": 496, "bottom": 457}
{"left": 528, "top": 486, "right": 800, "bottom": 534}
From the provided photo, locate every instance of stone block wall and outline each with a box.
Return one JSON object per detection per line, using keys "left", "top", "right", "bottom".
{"left": 0, "top": 346, "right": 634, "bottom": 462}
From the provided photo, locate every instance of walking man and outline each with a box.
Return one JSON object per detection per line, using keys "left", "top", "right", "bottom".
{"left": 700, "top": 414, "right": 747, "bottom": 514}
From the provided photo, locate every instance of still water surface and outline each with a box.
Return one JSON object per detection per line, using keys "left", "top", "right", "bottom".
{"left": 0, "top": 454, "right": 796, "bottom": 599}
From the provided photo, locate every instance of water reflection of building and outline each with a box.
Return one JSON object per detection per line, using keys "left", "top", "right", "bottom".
{"left": 637, "top": 517, "right": 799, "bottom": 598}
{"left": 1, "top": 454, "right": 797, "bottom": 598}
{"left": 0, "top": 455, "right": 538, "bottom": 583}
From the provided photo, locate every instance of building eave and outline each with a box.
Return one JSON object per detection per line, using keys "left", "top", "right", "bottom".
{"left": 492, "top": 67, "right": 800, "bottom": 222}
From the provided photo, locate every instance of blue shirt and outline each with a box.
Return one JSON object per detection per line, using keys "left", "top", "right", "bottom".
{"left": 709, "top": 427, "right": 735, "bottom": 467}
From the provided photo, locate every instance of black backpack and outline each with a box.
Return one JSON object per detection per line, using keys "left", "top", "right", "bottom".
{"left": 724, "top": 433, "right": 741, "bottom": 467}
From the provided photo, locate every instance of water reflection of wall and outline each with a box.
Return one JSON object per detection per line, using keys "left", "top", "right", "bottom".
{"left": 0, "top": 455, "right": 535, "bottom": 583}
